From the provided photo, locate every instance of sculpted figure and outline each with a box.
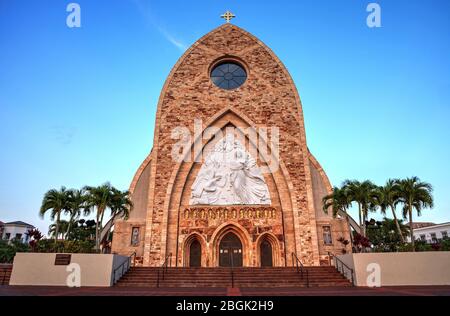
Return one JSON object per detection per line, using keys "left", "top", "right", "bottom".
{"left": 190, "top": 133, "right": 271, "bottom": 205}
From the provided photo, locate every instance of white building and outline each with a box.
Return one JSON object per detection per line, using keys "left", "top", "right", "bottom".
{"left": 411, "top": 222, "right": 450, "bottom": 244}
{"left": 1, "top": 221, "right": 35, "bottom": 243}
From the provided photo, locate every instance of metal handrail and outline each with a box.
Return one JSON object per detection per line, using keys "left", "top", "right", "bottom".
{"left": 229, "top": 249, "right": 235, "bottom": 288}
{"left": 157, "top": 253, "right": 172, "bottom": 288}
{"left": 328, "top": 252, "right": 355, "bottom": 286}
{"left": 130, "top": 251, "right": 137, "bottom": 267}
{"left": 291, "top": 252, "right": 309, "bottom": 288}
{"left": 112, "top": 251, "right": 136, "bottom": 285}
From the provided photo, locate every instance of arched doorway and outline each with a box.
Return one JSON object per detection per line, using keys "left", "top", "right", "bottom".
{"left": 189, "top": 239, "right": 202, "bottom": 267}
{"left": 260, "top": 239, "right": 273, "bottom": 267}
{"left": 219, "top": 232, "right": 243, "bottom": 267}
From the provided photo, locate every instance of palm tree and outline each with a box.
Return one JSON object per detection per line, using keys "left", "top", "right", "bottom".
{"left": 397, "top": 177, "right": 434, "bottom": 251}
{"left": 97, "top": 188, "right": 134, "bottom": 248}
{"left": 84, "top": 183, "right": 115, "bottom": 251}
{"left": 65, "top": 189, "right": 86, "bottom": 239}
{"left": 377, "top": 179, "right": 405, "bottom": 243}
{"left": 322, "top": 186, "right": 353, "bottom": 244}
{"left": 40, "top": 187, "right": 71, "bottom": 244}
{"left": 344, "top": 180, "right": 379, "bottom": 237}
{"left": 84, "top": 183, "right": 132, "bottom": 251}
{"left": 110, "top": 188, "right": 133, "bottom": 222}
{"left": 49, "top": 220, "right": 70, "bottom": 240}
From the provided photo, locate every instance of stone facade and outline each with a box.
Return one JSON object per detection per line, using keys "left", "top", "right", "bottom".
{"left": 111, "top": 24, "right": 351, "bottom": 267}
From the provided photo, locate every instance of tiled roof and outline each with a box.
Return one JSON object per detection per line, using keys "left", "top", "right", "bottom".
{"left": 5, "top": 221, "right": 35, "bottom": 227}
{"left": 411, "top": 222, "right": 436, "bottom": 229}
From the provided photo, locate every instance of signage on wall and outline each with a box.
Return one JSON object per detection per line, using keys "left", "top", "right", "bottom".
{"left": 54, "top": 254, "right": 72, "bottom": 266}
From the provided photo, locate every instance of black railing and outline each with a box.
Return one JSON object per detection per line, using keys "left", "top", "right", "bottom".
{"left": 291, "top": 252, "right": 309, "bottom": 288}
{"left": 112, "top": 251, "right": 136, "bottom": 285}
{"left": 157, "top": 253, "right": 172, "bottom": 288}
{"left": 328, "top": 252, "right": 355, "bottom": 286}
{"left": 229, "top": 249, "right": 235, "bottom": 288}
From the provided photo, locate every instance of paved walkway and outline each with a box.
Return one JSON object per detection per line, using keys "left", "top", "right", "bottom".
{"left": 1, "top": 285, "right": 450, "bottom": 296}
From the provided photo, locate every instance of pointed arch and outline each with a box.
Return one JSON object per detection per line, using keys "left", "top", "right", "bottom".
{"left": 129, "top": 149, "right": 154, "bottom": 194}
{"left": 308, "top": 150, "right": 333, "bottom": 194}
{"left": 210, "top": 222, "right": 253, "bottom": 267}
{"left": 308, "top": 151, "right": 361, "bottom": 234}
{"left": 256, "top": 233, "right": 282, "bottom": 267}
{"left": 140, "top": 23, "right": 321, "bottom": 266}
{"left": 182, "top": 233, "right": 207, "bottom": 267}
{"left": 161, "top": 107, "right": 302, "bottom": 265}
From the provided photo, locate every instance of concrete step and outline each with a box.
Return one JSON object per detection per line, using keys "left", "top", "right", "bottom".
{"left": 120, "top": 274, "right": 347, "bottom": 279}
{"left": 115, "top": 267, "right": 352, "bottom": 288}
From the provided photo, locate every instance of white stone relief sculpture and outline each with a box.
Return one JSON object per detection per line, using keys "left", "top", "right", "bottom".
{"left": 190, "top": 133, "right": 271, "bottom": 205}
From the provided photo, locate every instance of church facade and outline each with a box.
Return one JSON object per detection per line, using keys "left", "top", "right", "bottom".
{"left": 111, "top": 22, "right": 351, "bottom": 267}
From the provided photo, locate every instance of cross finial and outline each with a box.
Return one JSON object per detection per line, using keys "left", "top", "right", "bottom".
{"left": 221, "top": 11, "right": 236, "bottom": 23}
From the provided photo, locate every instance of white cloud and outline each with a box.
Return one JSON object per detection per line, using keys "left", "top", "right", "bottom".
{"left": 157, "top": 27, "right": 187, "bottom": 51}
{"left": 131, "top": 0, "right": 187, "bottom": 52}
{"left": 51, "top": 125, "right": 77, "bottom": 146}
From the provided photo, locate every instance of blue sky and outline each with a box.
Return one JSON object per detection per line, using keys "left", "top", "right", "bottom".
{"left": 0, "top": 0, "right": 449, "bottom": 235}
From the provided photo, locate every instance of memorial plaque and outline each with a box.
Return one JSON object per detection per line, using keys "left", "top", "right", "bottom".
{"left": 54, "top": 254, "right": 71, "bottom": 266}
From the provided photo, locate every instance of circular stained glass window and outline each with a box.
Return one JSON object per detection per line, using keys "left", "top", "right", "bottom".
{"left": 211, "top": 62, "right": 247, "bottom": 90}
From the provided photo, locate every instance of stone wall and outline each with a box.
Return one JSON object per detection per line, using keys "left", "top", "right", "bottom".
{"left": 128, "top": 159, "right": 152, "bottom": 221}
{"left": 112, "top": 221, "right": 146, "bottom": 260}
{"left": 178, "top": 206, "right": 285, "bottom": 267}
{"left": 309, "top": 155, "right": 352, "bottom": 263}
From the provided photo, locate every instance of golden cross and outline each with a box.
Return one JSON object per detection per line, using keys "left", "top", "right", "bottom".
{"left": 221, "top": 11, "right": 236, "bottom": 23}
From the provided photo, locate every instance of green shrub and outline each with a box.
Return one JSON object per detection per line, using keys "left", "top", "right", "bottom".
{"left": 415, "top": 242, "right": 433, "bottom": 252}
{"left": 437, "top": 239, "right": 450, "bottom": 251}
{"left": 0, "top": 239, "right": 30, "bottom": 263}
{"left": 398, "top": 241, "right": 434, "bottom": 252}
{"left": 36, "top": 239, "right": 95, "bottom": 254}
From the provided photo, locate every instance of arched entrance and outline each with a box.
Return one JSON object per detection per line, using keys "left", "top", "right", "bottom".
{"left": 183, "top": 234, "right": 206, "bottom": 267}
{"left": 256, "top": 233, "right": 281, "bottom": 267}
{"left": 219, "top": 232, "right": 243, "bottom": 267}
{"left": 189, "top": 239, "right": 202, "bottom": 267}
{"left": 260, "top": 239, "right": 273, "bottom": 267}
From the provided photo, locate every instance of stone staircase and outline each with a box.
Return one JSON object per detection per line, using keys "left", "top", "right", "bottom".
{"left": 0, "top": 264, "right": 12, "bottom": 286}
{"left": 115, "top": 267, "right": 352, "bottom": 288}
